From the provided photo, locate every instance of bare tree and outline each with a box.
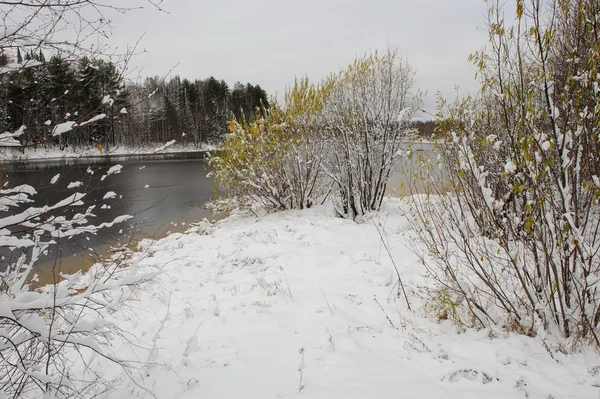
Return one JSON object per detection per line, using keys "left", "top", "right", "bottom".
{"left": 0, "top": 0, "right": 164, "bottom": 73}
{"left": 323, "top": 48, "right": 420, "bottom": 219}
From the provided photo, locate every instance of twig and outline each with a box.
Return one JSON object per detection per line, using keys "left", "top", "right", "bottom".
{"left": 374, "top": 296, "right": 397, "bottom": 329}
{"left": 326, "top": 328, "right": 335, "bottom": 352}
{"left": 319, "top": 282, "right": 334, "bottom": 316}
{"left": 371, "top": 219, "right": 412, "bottom": 311}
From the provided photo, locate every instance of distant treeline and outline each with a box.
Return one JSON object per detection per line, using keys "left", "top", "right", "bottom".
{"left": 0, "top": 52, "right": 269, "bottom": 149}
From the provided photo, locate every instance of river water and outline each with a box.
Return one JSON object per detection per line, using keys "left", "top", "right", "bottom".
{"left": 1, "top": 143, "right": 440, "bottom": 285}
{"left": 1, "top": 155, "right": 215, "bottom": 283}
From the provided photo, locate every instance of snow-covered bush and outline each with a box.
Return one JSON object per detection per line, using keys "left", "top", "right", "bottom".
{"left": 211, "top": 49, "right": 420, "bottom": 218}
{"left": 0, "top": 168, "right": 159, "bottom": 397}
{"left": 210, "top": 78, "right": 331, "bottom": 210}
{"left": 323, "top": 48, "right": 420, "bottom": 218}
{"left": 408, "top": 0, "right": 600, "bottom": 347}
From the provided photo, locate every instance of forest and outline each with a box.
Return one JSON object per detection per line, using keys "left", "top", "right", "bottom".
{"left": 0, "top": 51, "right": 269, "bottom": 150}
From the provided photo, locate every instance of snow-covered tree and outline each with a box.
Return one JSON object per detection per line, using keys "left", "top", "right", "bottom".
{"left": 0, "top": 167, "right": 158, "bottom": 397}
{"left": 0, "top": 1, "right": 167, "bottom": 396}
{"left": 323, "top": 48, "right": 420, "bottom": 218}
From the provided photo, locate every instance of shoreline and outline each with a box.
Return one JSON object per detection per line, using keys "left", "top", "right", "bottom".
{"left": 0, "top": 147, "right": 221, "bottom": 169}
{"left": 0, "top": 144, "right": 221, "bottom": 166}
{"left": 0, "top": 140, "right": 433, "bottom": 166}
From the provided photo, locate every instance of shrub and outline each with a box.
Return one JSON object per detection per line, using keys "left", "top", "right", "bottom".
{"left": 323, "top": 48, "right": 420, "bottom": 218}
{"left": 210, "top": 78, "right": 331, "bottom": 210}
{"left": 408, "top": 0, "right": 600, "bottom": 347}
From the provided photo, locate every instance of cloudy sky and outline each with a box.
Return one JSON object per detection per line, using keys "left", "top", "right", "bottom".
{"left": 109, "top": 0, "right": 490, "bottom": 117}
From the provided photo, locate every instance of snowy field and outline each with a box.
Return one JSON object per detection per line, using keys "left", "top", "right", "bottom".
{"left": 0, "top": 143, "right": 218, "bottom": 162}
{"left": 72, "top": 197, "right": 599, "bottom": 398}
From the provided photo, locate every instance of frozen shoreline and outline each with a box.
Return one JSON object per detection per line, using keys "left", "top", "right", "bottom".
{"left": 0, "top": 143, "right": 220, "bottom": 163}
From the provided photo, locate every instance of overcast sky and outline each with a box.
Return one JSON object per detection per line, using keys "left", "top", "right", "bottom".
{"left": 109, "top": 0, "right": 490, "bottom": 118}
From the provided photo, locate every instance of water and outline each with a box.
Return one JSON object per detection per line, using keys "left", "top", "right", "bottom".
{"left": 1, "top": 156, "right": 216, "bottom": 282}
{"left": 386, "top": 141, "right": 447, "bottom": 196}
{"left": 0, "top": 143, "right": 442, "bottom": 284}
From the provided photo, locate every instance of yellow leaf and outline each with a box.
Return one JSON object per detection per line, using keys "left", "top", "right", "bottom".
{"left": 516, "top": 0, "right": 524, "bottom": 19}
{"left": 97, "top": 143, "right": 103, "bottom": 153}
{"left": 39, "top": 311, "right": 46, "bottom": 317}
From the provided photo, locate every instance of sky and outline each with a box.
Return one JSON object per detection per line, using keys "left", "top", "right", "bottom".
{"left": 108, "top": 0, "right": 491, "bottom": 118}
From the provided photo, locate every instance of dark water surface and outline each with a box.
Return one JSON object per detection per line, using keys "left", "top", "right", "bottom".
{"left": 1, "top": 156, "right": 215, "bottom": 282}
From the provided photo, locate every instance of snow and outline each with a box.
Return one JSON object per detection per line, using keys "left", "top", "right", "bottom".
{"left": 79, "top": 113, "right": 106, "bottom": 126}
{"left": 66, "top": 198, "right": 599, "bottom": 398}
{"left": 0, "top": 60, "right": 42, "bottom": 74}
{"left": 0, "top": 125, "right": 26, "bottom": 146}
{"left": 67, "top": 181, "right": 83, "bottom": 189}
{"left": 51, "top": 114, "right": 106, "bottom": 136}
{"left": 504, "top": 160, "right": 516, "bottom": 174}
{"left": 1, "top": 143, "right": 220, "bottom": 162}
{"left": 154, "top": 139, "right": 177, "bottom": 153}
{"left": 542, "top": 141, "right": 551, "bottom": 151}
{"left": 105, "top": 164, "right": 123, "bottom": 176}
{"left": 100, "top": 165, "right": 123, "bottom": 181}
{"left": 51, "top": 121, "right": 77, "bottom": 136}
{"left": 103, "top": 191, "right": 117, "bottom": 200}
{"left": 102, "top": 95, "right": 114, "bottom": 106}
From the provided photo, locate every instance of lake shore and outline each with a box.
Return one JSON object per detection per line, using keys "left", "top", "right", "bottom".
{"left": 0, "top": 140, "right": 434, "bottom": 165}
{"left": 0, "top": 143, "right": 221, "bottom": 165}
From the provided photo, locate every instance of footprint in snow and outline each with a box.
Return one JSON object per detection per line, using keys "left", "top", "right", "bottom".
{"left": 442, "top": 368, "right": 499, "bottom": 384}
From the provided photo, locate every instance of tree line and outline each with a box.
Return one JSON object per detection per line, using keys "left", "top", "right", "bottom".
{"left": 0, "top": 52, "right": 269, "bottom": 150}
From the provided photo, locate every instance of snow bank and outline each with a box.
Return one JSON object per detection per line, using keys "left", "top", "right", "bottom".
{"left": 0, "top": 143, "right": 220, "bottom": 162}
{"left": 68, "top": 198, "right": 599, "bottom": 398}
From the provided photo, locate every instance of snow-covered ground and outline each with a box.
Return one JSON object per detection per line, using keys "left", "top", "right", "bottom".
{"left": 1, "top": 143, "right": 219, "bottom": 162}
{"left": 74, "top": 198, "right": 598, "bottom": 398}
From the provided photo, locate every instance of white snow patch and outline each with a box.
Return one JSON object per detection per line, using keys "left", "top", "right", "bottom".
{"left": 102, "top": 95, "right": 114, "bottom": 106}
{"left": 542, "top": 141, "right": 551, "bottom": 151}
{"left": 67, "top": 181, "right": 83, "bottom": 189}
{"left": 0, "top": 125, "right": 25, "bottom": 146}
{"left": 79, "top": 114, "right": 106, "bottom": 127}
{"left": 52, "top": 121, "right": 77, "bottom": 136}
{"left": 504, "top": 160, "right": 516, "bottom": 174}
{"left": 58, "top": 198, "right": 600, "bottom": 399}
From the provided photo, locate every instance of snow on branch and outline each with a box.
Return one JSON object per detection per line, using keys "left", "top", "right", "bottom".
{"left": 51, "top": 114, "right": 106, "bottom": 136}
{"left": 0, "top": 126, "right": 26, "bottom": 147}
